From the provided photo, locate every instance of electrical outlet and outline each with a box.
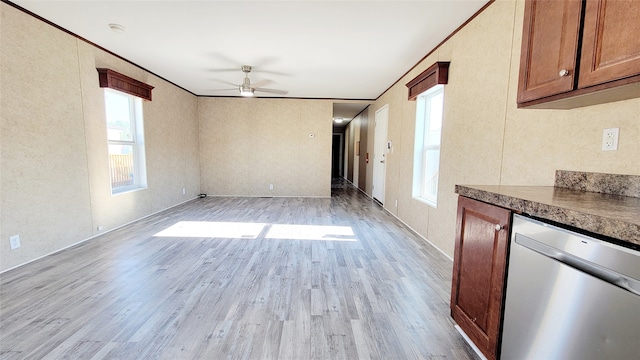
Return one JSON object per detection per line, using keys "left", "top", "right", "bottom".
{"left": 182, "top": 187, "right": 186, "bottom": 195}
{"left": 602, "top": 128, "right": 619, "bottom": 151}
{"left": 9, "top": 235, "right": 20, "bottom": 250}
{"left": 269, "top": 184, "right": 274, "bottom": 190}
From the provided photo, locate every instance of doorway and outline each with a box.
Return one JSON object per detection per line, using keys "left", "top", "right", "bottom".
{"left": 331, "top": 133, "right": 343, "bottom": 178}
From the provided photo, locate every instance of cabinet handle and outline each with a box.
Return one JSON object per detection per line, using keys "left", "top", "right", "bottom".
{"left": 495, "top": 224, "right": 504, "bottom": 231}
{"left": 559, "top": 69, "right": 570, "bottom": 77}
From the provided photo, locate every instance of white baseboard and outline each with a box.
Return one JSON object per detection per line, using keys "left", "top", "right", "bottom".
{"left": 455, "top": 325, "right": 488, "bottom": 360}
{"left": 339, "top": 177, "right": 451, "bottom": 260}
{"left": 382, "top": 207, "right": 453, "bottom": 262}
{"left": 342, "top": 177, "right": 373, "bottom": 199}
{"left": 1, "top": 196, "right": 199, "bottom": 274}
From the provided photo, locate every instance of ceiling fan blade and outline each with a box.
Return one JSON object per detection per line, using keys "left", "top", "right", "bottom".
{"left": 210, "top": 78, "right": 239, "bottom": 87}
{"left": 250, "top": 79, "right": 273, "bottom": 88}
{"left": 206, "top": 52, "right": 246, "bottom": 67}
{"left": 251, "top": 69, "right": 291, "bottom": 76}
{"left": 254, "top": 87, "right": 289, "bottom": 95}
{"left": 207, "top": 68, "right": 239, "bottom": 73}
{"left": 206, "top": 88, "right": 237, "bottom": 92}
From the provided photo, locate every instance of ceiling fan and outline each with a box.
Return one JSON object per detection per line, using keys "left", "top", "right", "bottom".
{"left": 213, "top": 65, "right": 288, "bottom": 97}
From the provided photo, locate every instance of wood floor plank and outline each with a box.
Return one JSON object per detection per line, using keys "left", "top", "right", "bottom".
{"left": 0, "top": 178, "right": 478, "bottom": 359}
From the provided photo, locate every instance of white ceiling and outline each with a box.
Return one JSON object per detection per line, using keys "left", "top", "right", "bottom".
{"left": 10, "top": 0, "right": 490, "bottom": 119}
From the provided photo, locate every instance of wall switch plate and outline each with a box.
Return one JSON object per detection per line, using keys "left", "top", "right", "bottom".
{"left": 602, "top": 128, "right": 619, "bottom": 151}
{"left": 9, "top": 235, "right": 20, "bottom": 250}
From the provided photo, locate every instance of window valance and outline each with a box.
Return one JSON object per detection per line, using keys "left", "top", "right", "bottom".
{"left": 97, "top": 68, "right": 154, "bottom": 101}
{"left": 405, "top": 62, "right": 449, "bottom": 101}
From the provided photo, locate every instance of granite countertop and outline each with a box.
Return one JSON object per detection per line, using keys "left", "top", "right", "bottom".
{"left": 455, "top": 171, "right": 640, "bottom": 247}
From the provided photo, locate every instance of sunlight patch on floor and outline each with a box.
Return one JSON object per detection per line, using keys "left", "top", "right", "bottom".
{"left": 154, "top": 221, "right": 267, "bottom": 239}
{"left": 266, "top": 224, "right": 356, "bottom": 241}
{"left": 154, "top": 221, "right": 357, "bottom": 241}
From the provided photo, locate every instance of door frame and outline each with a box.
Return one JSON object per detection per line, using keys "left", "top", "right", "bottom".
{"left": 372, "top": 104, "right": 388, "bottom": 205}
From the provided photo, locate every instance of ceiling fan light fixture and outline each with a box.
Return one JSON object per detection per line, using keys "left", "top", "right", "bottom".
{"left": 240, "top": 87, "right": 254, "bottom": 97}
{"left": 239, "top": 75, "right": 254, "bottom": 96}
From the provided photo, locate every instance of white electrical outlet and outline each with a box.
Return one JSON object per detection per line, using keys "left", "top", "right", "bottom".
{"left": 269, "top": 184, "right": 274, "bottom": 190}
{"left": 9, "top": 235, "right": 20, "bottom": 250}
{"left": 182, "top": 187, "right": 186, "bottom": 195}
{"left": 602, "top": 128, "right": 619, "bottom": 151}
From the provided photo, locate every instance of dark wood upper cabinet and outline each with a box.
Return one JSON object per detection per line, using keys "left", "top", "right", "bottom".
{"left": 517, "top": 0, "right": 640, "bottom": 109}
{"left": 578, "top": 0, "right": 640, "bottom": 88}
{"left": 517, "top": 0, "right": 583, "bottom": 104}
{"left": 451, "top": 196, "right": 511, "bottom": 360}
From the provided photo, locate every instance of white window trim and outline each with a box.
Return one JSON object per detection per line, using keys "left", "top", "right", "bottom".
{"left": 105, "top": 88, "right": 147, "bottom": 195}
{"left": 412, "top": 84, "right": 444, "bottom": 208}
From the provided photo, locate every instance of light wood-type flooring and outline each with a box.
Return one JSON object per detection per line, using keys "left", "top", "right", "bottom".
{"left": 0, "top": 179, "right": 478, "bottom": 360}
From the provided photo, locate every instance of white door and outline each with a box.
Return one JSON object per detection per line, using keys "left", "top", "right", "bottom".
{"left": 372, "top": 105, "right": 388, "bottom": 204}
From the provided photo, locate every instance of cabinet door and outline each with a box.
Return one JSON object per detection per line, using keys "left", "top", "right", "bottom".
{"left": 578, "top": 0, "right": 640, "bottom": 88}
{"left": 517, "top": 0, "right": 583, "bottom": 103}
{"left": 450, "top": 197, "right": 511, "bottom": 360}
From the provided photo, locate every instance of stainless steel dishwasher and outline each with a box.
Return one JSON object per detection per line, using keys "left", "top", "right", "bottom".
{"left": 501, "top": 214, "right": 640, "bottom": 360}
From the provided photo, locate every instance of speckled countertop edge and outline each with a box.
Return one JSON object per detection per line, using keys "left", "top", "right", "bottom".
{"left": 455, "top": 184, "right": 640, "bottom": 247}
{"left": 555, "top": 170, "right": 640, "bottom": 198}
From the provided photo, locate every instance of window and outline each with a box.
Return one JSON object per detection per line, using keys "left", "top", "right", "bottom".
{"left": 413, "top": 84, "right": 444, "bottom": 207}
{"left": 104, "top": 88, "right": 147, "bottom": 194}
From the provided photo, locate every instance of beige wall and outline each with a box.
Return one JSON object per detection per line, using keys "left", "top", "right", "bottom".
{"left": 1, "top": 4, "right": 200, "bottom": 271}
{"left": 367, "top": 0, "right": 640, "bottom": 257}
{"left": 198, "top": 97, "right": 332, "bottom": 197}
{"left": 356, "top": 108, "right": 370, "bottom": 191}
{"left": 343, "top": 108, "right": 371, "bottom": 190}
{"left": 344, "top": 125, "right": 352, "bottom": 182}
{"left": 345, "top": 119, "right": 356, "bottom": 183}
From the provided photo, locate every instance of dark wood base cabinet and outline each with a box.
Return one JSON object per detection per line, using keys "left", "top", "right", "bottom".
{"left": 450, "top": 197, "right": 511, "bottom": 360}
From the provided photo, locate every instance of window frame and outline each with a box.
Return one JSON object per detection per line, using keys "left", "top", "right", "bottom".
{"left": 412, "top": 84, "right": 444, "bottom": 207}
{"left": 104, "top": 88, "right": 147, "bottom": 195}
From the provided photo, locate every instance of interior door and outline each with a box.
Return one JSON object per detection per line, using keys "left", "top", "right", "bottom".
{"left": 372, "top": 105, "right": 388, "bottom": 204}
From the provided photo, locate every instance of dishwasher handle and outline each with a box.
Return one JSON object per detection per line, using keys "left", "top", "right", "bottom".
{"left": 516, "top": 234, "right": 640, "bottom": 296}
